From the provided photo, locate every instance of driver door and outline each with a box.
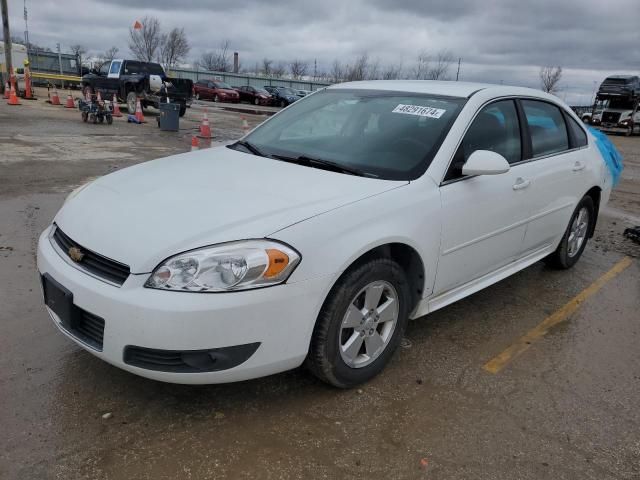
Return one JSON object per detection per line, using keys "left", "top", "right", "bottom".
{"left": 434, "top": 100, "right": 531, "bottom": 294}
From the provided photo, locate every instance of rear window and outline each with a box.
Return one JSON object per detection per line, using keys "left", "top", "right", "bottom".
{"left": 566, "top": 115, "right": 588, "bottom": 148}
{"left": 603, "top": 77, "right": 630, "bottom": 85}
{"left": 522, "top": 100, "right": 569, "bottom": 157}
{"left": 124, "top": 61, "right": 165, "bottom": 76}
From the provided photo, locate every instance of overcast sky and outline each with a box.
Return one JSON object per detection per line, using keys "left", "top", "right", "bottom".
{"left": 6, "top": 0, "right": 639, "bottom": 104}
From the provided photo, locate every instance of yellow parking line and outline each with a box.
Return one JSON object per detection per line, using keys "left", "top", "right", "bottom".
{"left": 483, "top": 256, "right": 633, "bottom": 374}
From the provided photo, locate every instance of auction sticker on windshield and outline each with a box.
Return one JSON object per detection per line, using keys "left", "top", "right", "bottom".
{"left": 392, "top": 104, "right": 446, "bottom": 118}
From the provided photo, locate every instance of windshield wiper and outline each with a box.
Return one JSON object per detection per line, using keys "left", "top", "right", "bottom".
{"left": 230, "top": 140, "right": 269, "bottom": 158}
{"left": 271, "top": 154, "right": 374, "bottom": 178}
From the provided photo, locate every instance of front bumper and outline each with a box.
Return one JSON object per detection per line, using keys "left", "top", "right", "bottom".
{"left": 37, "top": 226, "right": 331, "bottom": 384}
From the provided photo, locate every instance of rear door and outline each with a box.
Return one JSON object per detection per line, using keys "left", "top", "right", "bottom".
{"left": 434, "top": 99, "right": 530, "bottom": 294}
{"left": 518, "top": 99, "right": 590, "bottom": 254}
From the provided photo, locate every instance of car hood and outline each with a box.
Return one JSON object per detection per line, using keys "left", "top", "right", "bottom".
{"left": 55, "top": 147, "right": 406, "bottom": 273}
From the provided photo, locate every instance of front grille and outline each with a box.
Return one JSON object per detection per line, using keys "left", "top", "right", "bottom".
{"left": 123, "top": 343, "right": 261, "bottom": 373}
{"left": 53, "top": 226, "right": 130, "bottom": 286}
{"left": 68, "top": 310, "right": 105, "bottom": 351}
{"left": 601, "top": 112, "right": 621, "bottom": 124}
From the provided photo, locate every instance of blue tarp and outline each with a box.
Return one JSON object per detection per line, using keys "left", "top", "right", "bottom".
{"left": 589, "top": 127, "right": 624, "bottom": 187}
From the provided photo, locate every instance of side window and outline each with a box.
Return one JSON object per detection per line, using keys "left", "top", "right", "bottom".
{"left": 566, "top": 115, "right": 588, "bottom": 148}
{"left": 522, "top": 100, "right": 569, "bottom": 157}
{"left": 445, "top": 100, "right": 521, "bottom": 181}
{"left": 109, "top": 61, "right": 121, "bottom": 75}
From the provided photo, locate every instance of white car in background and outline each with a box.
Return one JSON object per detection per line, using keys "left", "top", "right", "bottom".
{"left": 38, "top": 81, "right": 611, "bottom": 388}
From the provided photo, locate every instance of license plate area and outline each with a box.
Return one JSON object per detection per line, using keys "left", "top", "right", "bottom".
{"left": 42, "top": 273, "right": 79, "bottom": 330}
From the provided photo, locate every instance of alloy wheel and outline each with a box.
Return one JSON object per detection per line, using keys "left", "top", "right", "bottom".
{"left": 567, "top": 207, "right": 589, "bottom": 258}
{"left": 339, "top": 281, "right": 399, "bottom": 368}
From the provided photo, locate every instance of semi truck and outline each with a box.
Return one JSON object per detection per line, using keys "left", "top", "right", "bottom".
{"left": 592, "top": 75, "right": 640, "bottom": 136}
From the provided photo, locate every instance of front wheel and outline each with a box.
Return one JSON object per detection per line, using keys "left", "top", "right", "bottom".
{"left": 279, "top": 99, "right": 286, "bottom": 108}
{"left": 306, "top": 258, "right": 411, "bottom": 388}
{"left": 213, "top": 94, "right": 219, "bottom": 102}
{"left": 179, "top": 104, "right": 186, "bottom": 117}
{"left": 126, "top": 91, "right": 138, "bottom": 113}
{"left": 546, "top": 196, "right": 594, "bottom": 269}
{"left": 195, "top": 92, "right": 200, "bottom": 100}
{"left": 254, "top": 97, "right": 260, "bottom": 105}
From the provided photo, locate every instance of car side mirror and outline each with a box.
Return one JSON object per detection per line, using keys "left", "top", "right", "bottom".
{"left": 462, "top": 150, "right": 510, "bottom": 176}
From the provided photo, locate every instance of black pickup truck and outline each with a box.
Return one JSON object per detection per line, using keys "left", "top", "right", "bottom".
{"left": 81, "top": 59, "right": 193, "bottom": 116}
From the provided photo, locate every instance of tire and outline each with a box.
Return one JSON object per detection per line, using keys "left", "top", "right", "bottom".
{"left": 306, "top": 258, "right": 411, "bottom": 388}
{"left": 106, "top": 115, "right": 113, "bottom": 125}
{"left": 126, "top": 91, "right": 137, "bottom": 113}
{"left": 280, "top": 100, "right": 286, "bottom": 108}
{"left": 81, "top": 111, "right": 88, "bottom": 122}
{"left": 213, "top": 94, "right": 219, "bottom": 103}
{"left": 89, "top": 113, "right": 97, "bottom": 124}
{"left": 254, "top": 97, "right": 260, "bottom": 105}
{"left": 98, "top": 115, "right": 104, "bottom": 124}
{"left": 546, "top": 196, "right": 595, "bottom": 269}
{"left": 195, "top": 92, "right": 200, "bottom": 100}
{"left": 179, "top": 104, "right": 187, "bottom": 117}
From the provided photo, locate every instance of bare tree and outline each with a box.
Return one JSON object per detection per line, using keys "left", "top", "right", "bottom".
{"left": 427, "top": 50, "right": 454, "bottom": 80}
{"left": 344, "top": 54, "right": 371, "bottom": 81}
{"left": 93, "top": 46, "right": 119, "bottom": 70}
{"left": 128, "top": 16, "right": 162, "bottom": 62}
{"left": 540, "top": 65, "right": 563, "bottom": 94}
{"left": 69, "top": 44, "right": 87, "bottom": 62}
{"left": 272, "top": 62, "right": 286, "bottom": 78}
{"left": 382, "top": 61, "right": 403, "bottom": 80}
{"left": 329, "top": 60, "right": 343, "bottom": 83}
{"left": 289, "top": 59, "right": 308, "bottom": 79}
{"left": 261, "top": 58, "right": 273, "bottom": 76}
{"left": 199, "top": 40, "right": 232, "bottom": 72}
{"left": 160, "top": 27, "right": 190, "bottom": 71}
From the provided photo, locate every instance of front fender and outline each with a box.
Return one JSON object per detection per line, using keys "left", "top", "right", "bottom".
{"left": 273, "top": 180, "right": 441, "bottom": 298}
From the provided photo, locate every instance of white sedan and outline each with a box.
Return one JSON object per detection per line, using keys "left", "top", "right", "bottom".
{"left": 37, "top": 81, "right": 614, "bottom": 387}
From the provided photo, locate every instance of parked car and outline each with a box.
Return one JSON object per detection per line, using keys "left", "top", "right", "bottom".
{"left": 236, "top": 85, "right": 273, "bottom": 105}
{"left": 597, "top": 75, "right": 640, "bottom": 98}
{"left": 265, "top": 86, "right": 300, "bottom": 107}
{"left": 38, "top": 81, "right": 612, "bottom": 388}
{"left": 194, "top": 79, "right": 240, "bottom": 103}
{"left": 296, "top": 89, "right": 312, "bottom": 98}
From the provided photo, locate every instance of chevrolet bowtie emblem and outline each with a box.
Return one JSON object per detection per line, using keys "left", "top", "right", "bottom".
{"left": 68, "top": 246, "right": 85, "bottom": 263}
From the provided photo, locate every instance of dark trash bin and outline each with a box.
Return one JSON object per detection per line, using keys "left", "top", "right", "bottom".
{"left": 158, "top": 102, "right": 181, "bottom": 131}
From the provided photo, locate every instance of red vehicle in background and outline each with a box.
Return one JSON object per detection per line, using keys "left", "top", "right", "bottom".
{"left": 193, "top": 79, "right": 240, "bottom": 103}
{"left": 235, "top": 85, "right": 274, "bottom": 106}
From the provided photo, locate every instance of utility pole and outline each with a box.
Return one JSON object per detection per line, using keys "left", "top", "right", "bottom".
{"left": 455, "top": 57, "right": 461, "bottom": 81}
{"left": 57, "top": 42, "right": 64, "bottom": 88}
{"left": 1, "top": 0, "right": 13, "bottom": 88}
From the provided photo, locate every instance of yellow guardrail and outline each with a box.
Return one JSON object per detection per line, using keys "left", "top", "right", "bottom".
{"left": 31, "top": 72, "right": 82, "bottom": 83}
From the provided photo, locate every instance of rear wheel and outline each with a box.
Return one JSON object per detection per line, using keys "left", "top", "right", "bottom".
{"left": 306, "top": 258, "right": 411, "bottom": 388}
{"left": 280, "top": 99, "right": 286, "bottom": 108}
{"left": 546, "top": 196, "right": 594, "bottom": 269}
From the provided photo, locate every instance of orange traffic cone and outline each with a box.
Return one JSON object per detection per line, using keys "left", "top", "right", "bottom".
{"left": 23, "top": 68, "right": 36, "bottom": 100}
{"left": 241, "top": 116, "right": 250, "bottom": 134}
{"left": 191, "top": 135, "right": 200, "bottom": 151}
{"left": 134, "top": 98, "right": 145, "bottom": 123}
{"left": 50, "top": 88, "right": 61, "bottom": 105}
{"left": 7, "top": 82, "right": 21, "bottom": 105}
{"left": 199, "top": 109, "right": 211, "bottom": 139}
{"left": 112, "top": 94, "right": 123, "bottom": 117}
{"left": 64, "top": 94, "right": 75, "bottom": 108}
{"left": 3, "top": 82, "right": 9, "bottom": 99}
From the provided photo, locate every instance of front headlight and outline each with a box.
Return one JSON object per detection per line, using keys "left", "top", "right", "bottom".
{"left": 145, "top": 240, "right": 301, "bottom": 292}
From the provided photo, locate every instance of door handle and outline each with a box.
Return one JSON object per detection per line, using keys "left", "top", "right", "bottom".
{"left": 512, "top": 177, "right": 531, "bottom": 190}
{"left": 572, "top": 161, "right": 586, "bottom": 171}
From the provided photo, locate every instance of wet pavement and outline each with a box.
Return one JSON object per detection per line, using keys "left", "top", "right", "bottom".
{"left": 1, "top": 95, "right": 639, "bottom": 479}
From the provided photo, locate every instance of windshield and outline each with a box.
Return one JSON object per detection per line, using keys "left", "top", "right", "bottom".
{"left": 278, "top": 87, "right": 296, "bottom": 95}
{"left": 214, "top": 82, "right": 233, "bottom": 89}
{"left": 255, "top": 88, "right": 269, "bottom": 94}
{"left": 124, "top": 61, "right": 165, "bottom": 76}
{"left": 243, "top": 89, "right": 465, "bottom": 180}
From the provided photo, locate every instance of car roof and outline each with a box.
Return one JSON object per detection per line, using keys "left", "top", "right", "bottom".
{"left": 604, "top": 75, "right": 637, "bottom": 80}
{"left": 327, "top": 80, "right": 552, "bottom": 100}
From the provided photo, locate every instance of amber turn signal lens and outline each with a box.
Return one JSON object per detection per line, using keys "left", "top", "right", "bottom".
{"left": 264, "top": 249, "right": 290, "bottom": 278}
